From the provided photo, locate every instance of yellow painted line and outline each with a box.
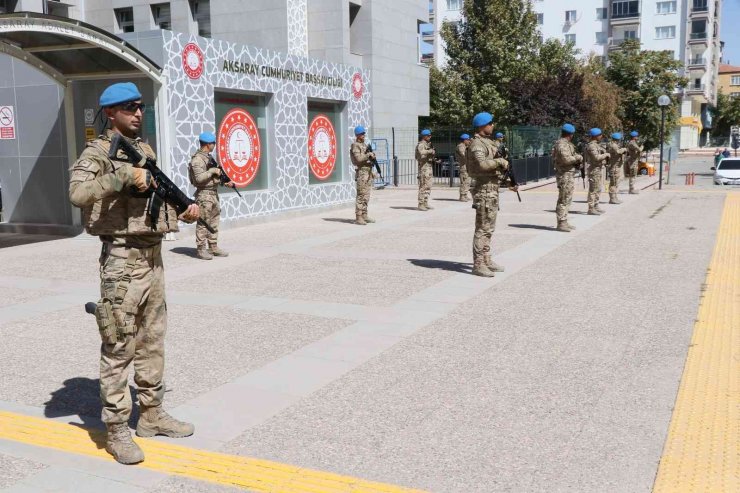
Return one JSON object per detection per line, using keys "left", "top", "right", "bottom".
{"left": 0, "top": 411, "right": 426, "bottom": 493}
{"left": 653, "top": 192, "right": 740, "bottom": 492}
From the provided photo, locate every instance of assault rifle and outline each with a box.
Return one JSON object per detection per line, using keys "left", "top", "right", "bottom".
{"left": 208, "top": 156, "right": 242, "bottom": 197}
{"left": 575, "top": 141, "right": 587, "bottom": 188}
{"left": 109, "top": 133, "right": 215, "bottom": 234}
{"left": 366, "top": 143, "right": 385, "bottom": 183}
{"left": 498, "top": 144, "right": 521, "bottom": 202}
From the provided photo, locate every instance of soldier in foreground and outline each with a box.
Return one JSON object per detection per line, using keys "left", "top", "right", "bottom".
{"left": 606, "top": 133, "right": 627, "bottom": 204}
{"left": 68, "top": 82, "right": 198, "bottom": 465}
{"left": 456, "top": 133, "right": 472, "bottom": 202}
{"left": 625, "top": 131, "right": 643, "bottom": 194}
{"left": 416, "top": 129, "right": 436, "bottom": 211}
{"left": 350, "top": 125, "right": 376, "bottom": 225}
{"left": 189, "top": 131, "right": 234, "bottom": 260}
{"left": 584, "top": 128, "right": 610, "bottom": 215}
{"left": 552, "top": 123, "right": 583, "bottom": 232}
{"left": 466, "top": 112, "right": 514, "bottom": 277}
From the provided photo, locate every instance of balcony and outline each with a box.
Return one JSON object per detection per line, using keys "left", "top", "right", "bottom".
{"left": 689, "top": 32, "right": 708, "bottom": 45}
{"left": 687, "top": 57, "right": 707, "bottom": 67}
{"left": 686, "top": 83, "right": 706, "bottom": 94}
{"left": 608, "top": 38, "right": 640, "bottom": 50}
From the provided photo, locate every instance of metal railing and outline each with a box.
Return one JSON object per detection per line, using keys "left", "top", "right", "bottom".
{"left": 687, "top": 57, "right": 707, "bottom": 66}
{"left": 609, "top": 38, "right": 639, "bottom": 48}
{"left": 690, "top": 32, "right": 708, "bottom": 40}
{"left": 686, "top": 83, "right": 706, "bottom": 93}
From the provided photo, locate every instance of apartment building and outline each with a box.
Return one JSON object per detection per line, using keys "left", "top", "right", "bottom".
{"left": 429, "top": 0, "right": 724, "bottom": 148}
{"left": 718, "top": 63, "right": 740, "bottom": 98}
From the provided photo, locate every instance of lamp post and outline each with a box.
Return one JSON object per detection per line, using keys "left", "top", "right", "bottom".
{"left": 657, "top": 95, "right": 671, "bottom": 190}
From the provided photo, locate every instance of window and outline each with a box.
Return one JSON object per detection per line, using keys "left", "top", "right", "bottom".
{"left": 596, "top": 7, "right": 607, "bottom": 19}
{"left": 655, "top": 26, "right": 676, "bottom": 39}
{"left": 731, "top": 76, "right": 740, "bottom": 85}
{"left": 612, "top": 1, "right": 639, "bottom": 18}
{"left": 446, "top": 0, "right": 462, "bottom": 10}
{"left": 656, "top": 1, "right": 676, "bottom": 14}
{"left": 692, "top": 0, "right": 708, "bottom": 12}
{"left": 0, "top": 1, "right": 18, "bottom": 14}
{"left": 115, "top": 7, "right": 134, "bottom": 33}
{"left": 189, "top": 0, "right": 211, "bottom": 38}
{"left": 730, "top": 92, "right": 740, "bottom": 98}
{"left": 151, "top": 3, "right": 171, "bottom": 30}
{"left": 565, "top": 10, "right": 577, "bottom": 23}
{"left": 565, "top": 33, "right": 576, "bottom": 44}
{"left": 624, "top": 30, "right": 637, "bottom": 39}
{"left": 596, "top": 32, "right": 607, "bottom": 44}
{"left": 536, "top": 13, "right": 544, "bottom": 25}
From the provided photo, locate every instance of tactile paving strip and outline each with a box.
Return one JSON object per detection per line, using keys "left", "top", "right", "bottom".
{"left": 653, "top": 192, "right": 740, "bottom": 492}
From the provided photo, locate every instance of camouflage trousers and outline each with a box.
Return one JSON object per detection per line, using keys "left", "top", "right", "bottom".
{"left": 459, "top": 165, "right": 471, "bottom": 200}
{"left": 195, "top": 190, "right": 220, "bottom": 248}
{"left": 472, "top": 183, "right": 499, "bottom": 265}
{"left": 608, "top": 164, "right": 621, "bottom": 199}
{"left": 355, "top": 166, "right": 373, "bottom": 217}
{"left": 626, "top": 162, "right": 638, "bottom": 191}
{"left": 99, "top": 242, "right": 167, "bottom": 424}
{"left": 587, "top": 166, "right": 604, "bottom": 210}
{"left": 555, "top": 169, "right": 575, "bottom": 221}
{"left": 418, "top": 164, "right": 432, "bottom": 207}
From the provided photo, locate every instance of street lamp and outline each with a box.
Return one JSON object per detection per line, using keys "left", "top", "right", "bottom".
{"left": 657, "top": 94, "right": 671, "bottom": 190}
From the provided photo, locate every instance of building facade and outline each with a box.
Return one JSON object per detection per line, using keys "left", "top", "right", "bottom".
{"left": 0, "top": 1, "right": 429, "bottom": 230}
{"left": 718, "top": 63, "right": 740, "bottom": 98}
{"left": 428, "top": 0, "right": 723, "bottom": 148}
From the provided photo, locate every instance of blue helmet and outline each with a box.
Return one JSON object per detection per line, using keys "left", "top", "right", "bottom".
{"left": 589, "top": 128, "right": 602, "bottom": 137}
{"left": 630, "top": 130, "right": 639, "bottom": 137}
{"left": 420, "top": 129, "right": 432, "bottom": 136}
{"left": 611, "top": 132, "right": 622, "bottom": 140}
{"left": 354, "top": 125, "right": 366, "bottom": 135}
{"left": 495, "top": 132, "right": 504, "bottom": 139}
{"left": 561, "top": 123, "right": 576, "bottom": 134}
{"left": 99, "top": 82, "right": 142, "bottom": 107}
{"left": 472, "top": 112, "right": 494, "bottom": 128}
{"left": 460, "top": 133, "right": 470, "bottom": 140}
{"left": 199, "top": 131, "right": 216, "bottom": 144}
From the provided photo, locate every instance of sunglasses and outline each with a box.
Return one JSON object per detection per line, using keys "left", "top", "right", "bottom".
{"left": 118, "top": 102, "right": 146, "bottom": 113}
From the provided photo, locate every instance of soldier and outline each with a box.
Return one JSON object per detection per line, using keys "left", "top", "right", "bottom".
{"left": 68, "top": 82, "right": 198, "bottom": 465}
{"left": 625, "top": 130, "right": 643, "bottom": 194}
{"left": 416, "top": 129, "right": 435, "bottom": 211}
{"left": 606, "top": 132, "right": 627, "bottom": 204}
{"left": 466, "top": 112, "right": 516, "bottom": 277}
{"left": 189, "top": 131, "right": 235, "bottom": 260}
{"left": 456, "top": 133, "right": 472, "bottom": 202}
{"left": 584, "top": 128, "right": 610, "bottom": 215}
{"left": 552, "top": 123, "right": 583, "bottom": 232}
{"left": 350, "top": 125, "right": 375, "bottom": 225}
{"left": 494, "top": 132, "right": 505, "bottom": 148}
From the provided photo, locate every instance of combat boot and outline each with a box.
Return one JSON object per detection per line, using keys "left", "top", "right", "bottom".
{"left": 105, "top": 423, "right": 144, "bottom": 465}
{"left": 609, "top": 197, "right": 622, "bottom": 204}
{"left": 595, "top": 204, "right": 606, "bottom": 214}
{"left": 629, "top": 189, "right": 639, "bottom": 195}
{"left": 556, "top": 221, "right": 571, "bottom": 232}
{"left": 136, "top": 406, "right": 194, "bottom": 438}
{"left": 484, "top": 255, "right": 505, "bottom": 272}
{"left": 197, "top": 248, "right": 213, "bottom": 260}
{"left": 355, "top": 215, "right": 367, "bottom": 225}
{"left": 425, "top": 203, "right": 434, "bottom": 210}
{"left": 587, "top": 208, "right": 601, "bottom": 216}
{"left": 363, "top": 214, "right": 375, "bottom": 223}
{"left": 472, "top": 261, "right": 495, "bottom": 278}
{"left": 564, "top": 221, "right": 577, "bottom": 231}
{"left": 460, "top": 197, "right": 470, "bottom": 202}
{"left": 209, "top": 245, "right": 229, "bottom": 257}
{"left": 417, "top": 205, "right": 428, "bottom": 211}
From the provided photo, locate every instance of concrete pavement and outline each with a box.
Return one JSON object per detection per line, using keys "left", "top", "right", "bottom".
{"left": 0, "top": 162, "right": 735, "bottom": 492}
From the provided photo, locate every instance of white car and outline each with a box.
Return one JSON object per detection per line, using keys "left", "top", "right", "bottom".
{"left": 713, "top": 158, "right": 740, "bottom": 186}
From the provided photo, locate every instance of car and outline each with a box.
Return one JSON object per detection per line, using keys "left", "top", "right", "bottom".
{"left": 712, "top": 157, "right": 740, "bottom": 186}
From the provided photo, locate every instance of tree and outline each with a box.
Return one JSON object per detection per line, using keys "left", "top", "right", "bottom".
{"left": 423, "top": 65, "right": 468, "bottom": 127}
{"left": 606, "top": 40, "right": 687, "bottom": 151}
{"left": 710, "top": 91, "right": 740, "bottom": 140}
{"left": 580, "top": 56, "right": 622, "bottom": 135}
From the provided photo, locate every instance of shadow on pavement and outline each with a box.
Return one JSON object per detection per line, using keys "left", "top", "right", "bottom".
{"left": 408, "top": 258, "right": 471, "bottom": 273}
{"left": 544, "top": 209, "right": 587, "bottom": 215}
{"left": 508, "top": 223, "right": 559, "bottom": 232}
{"left": 0, "top": 233, "right": 70, "bottom": 249}
{"left": 390, "top": 206, "right": 423, "bottom": 211}
{"left": 44, "top": 377, "right": 140, "bottom": 448}
{"left": 322, "top": 218, "right": 358, "bottom": 224}
{"left": 433, "top": 198, "right": 464, "bottom": 202}
{"left": 169, "top": 246, "right": 200, "bottom": 258}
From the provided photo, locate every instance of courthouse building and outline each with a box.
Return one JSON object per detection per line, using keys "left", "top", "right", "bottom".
{"left": 0, "top": 0, "right": 430, "bottom": 232}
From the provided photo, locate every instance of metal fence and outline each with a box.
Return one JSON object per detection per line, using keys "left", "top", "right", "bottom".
{"left": 370, "top": 125, "right": 560, "bottom": 187}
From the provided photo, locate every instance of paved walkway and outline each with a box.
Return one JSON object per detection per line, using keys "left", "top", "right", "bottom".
{"left": 0, "top": 162, "right": 737, "bottom": 492}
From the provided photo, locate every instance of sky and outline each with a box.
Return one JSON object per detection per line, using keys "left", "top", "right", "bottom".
{"left": 722, "top": 0, "right": 740, "bottom": 65}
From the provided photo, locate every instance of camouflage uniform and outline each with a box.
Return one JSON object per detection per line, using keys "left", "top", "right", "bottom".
{"left": 350, "top": 141, "right": 374, "bottom": 224}
{"left": 456, "top": 141, "right": 471, "bottom": 201}
{"left": 415, "top": 140, "right": 435, "bottom": 210}
{"left": 626, "top": 140, "right": 643, "bottom": 193}
{"left": 68, "top": 130, "right": 180, "bottom": 428}
{"left": 584, "top": 140, "right": 609, "bottom": 214}
{"left": 606, "top": 141, "right": 627, "bottom": 203}
{"left": 188, "top": 150, "right": 221, "bottom": 251}
{"left": 551, "top": 137, "right": 583, "bottom": 230}
{"left": 466, "top": 134, "right": 509, "bottom": 276}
